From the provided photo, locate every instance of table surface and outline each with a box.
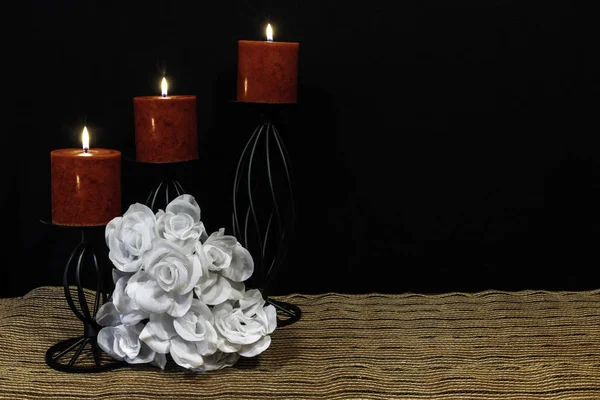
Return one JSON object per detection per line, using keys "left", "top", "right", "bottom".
{"left": 1, "top": 286, "right": 599, "bottom": 400}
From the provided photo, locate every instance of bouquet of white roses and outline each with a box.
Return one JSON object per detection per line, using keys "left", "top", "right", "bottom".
{"left": 95, "top": 194, "right": 277, "bottom": 371}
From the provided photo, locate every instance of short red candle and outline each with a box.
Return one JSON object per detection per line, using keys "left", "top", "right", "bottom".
{"left": 133, "top": 81, "right": 198, "bottom": 163}
{"left": 237, "top": 27, "right": 299, "bottom": 104}
{"left": 51, "top": 148, "right": 121, "bottom": 226}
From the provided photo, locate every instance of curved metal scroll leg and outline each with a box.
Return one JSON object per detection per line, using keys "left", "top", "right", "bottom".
{"left": 146, "top": 177, "right": 185, "bottom": 212}
{"left": 232, "top": 118, "right": 301, "bottom": 327}
{"left": 45, "top": 228, "right": 126, "bottom": 373}
{"left": 266, "top": 298, "right": 302, "bottom": 327}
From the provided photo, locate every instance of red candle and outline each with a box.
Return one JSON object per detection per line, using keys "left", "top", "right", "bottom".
{"left": 51, "top": 127, "right": 121, "bottom": 226}
{"left": 133, "top": 77, "right": 198, "bottom": 163}
{"left": 237, "top": 24, "right": 299, "bottom": 104}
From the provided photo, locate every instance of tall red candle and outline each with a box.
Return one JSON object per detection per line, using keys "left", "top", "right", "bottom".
{"left": 237, "top": 24, "right": 299, "bottom": 104}
{"left": 51, "top": 127, "right": 121, "bottom": 226}
{"left": 133, "top": 77, "right": 198, "bottom": 163}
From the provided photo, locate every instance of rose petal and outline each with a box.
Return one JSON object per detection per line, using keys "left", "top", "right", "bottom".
{"left": 199, "top": 222, "right": 208, "bottom": 242}
{"left": 173, "top": 302, "right": 218, "bottom": 356}
{"left": 112, "top": 275, "right": 148, "bottom": 325}
{"left": 109, "top": 234, "right": 141, "bottom": 273}
{"left": 221, "top": 243, "right": 254, "bottom": 282}
{"left": 228, "top": 281, "right": 246, "bottom": 301}
{"left": 95, "top": 302, "right": 121, "bottom": 327}
{"left": 111, "top": 268, "right": 133, "bottom": 285}
{"left": 112, "top": 276, "right": 131, "bottom": 312}
{"left": 198, "top": 272, "right": 232, "bottom": 305}
{"left": 264, "top": 304, "right": 277, "bottom": 334}
{"left": 118, "top": 312, "right": 144, "bottom": 326}
{"left": 204, "top": 244, "right": 232, "bottom": 271}
{"left": 97, "top": 327, "right": 125, "bottom": 361}
{"left": 98, "top": 324, "right": 146, "bottom": 363}
{"left": 169, "top": 292, "right": 194, "bottom": 317}
{"left": 181, "top": 253, "right": 202, "bottom": 294}
{"left": 123, "top": 203, "right": 157, "bottom": 230}
{"left": 201, "top": 322, "right": 218, "bottom": 356}
{"left": 206, "top": 229, "right": 237, "bottom": 247}
{"left": 239, "top": 289, "right": 266, "bottom": 316}
{"left": 170, "top": 337, "right": 204, "bottom": 369}
{"left": 187, "top": 299, "right": 213, "bottom": 321}
{"left": 139, "top": 313, "right": 177, "bottom": 354}
{"left": 130, "top": 341, "right": 159, "bottom": 364}
{"left": 105, "top": 203, "right": 156, "bottom": 273}
{"left": 135, "top": 280, "right": 193, "bottom": 317}
{"left": 173, "top": 318, "right": 201, "bottom": 342}
{"left": 151, "top": 353, "right": 167, "bottom": 370}
{"left": 140, "top": 326, "right": 171, "bottom": 354}
{"left": 125, "top": 270, "right": 151, "bottom": 299}
{"left": 216, "top": 337, "right": 242, "bottom": 353}
{"left": 166, "top": 194, "right": 201, "bottom": 222}
{"left": 239, "top": 335, "right": 271, "bottom": 357}
{"left": 189, "top": 351, "right": 240, "bottom": 372}
{"left": 105, "top": 216, "right": 121, "bottom": 243}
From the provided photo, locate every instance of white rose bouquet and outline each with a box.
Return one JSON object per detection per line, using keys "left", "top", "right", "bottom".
{"left": 95, "top": 194, "right": 277, "bottom": 371}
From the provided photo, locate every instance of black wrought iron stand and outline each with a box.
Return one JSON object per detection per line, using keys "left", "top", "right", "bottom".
{"left": 140, "top": 160, "right": 193, "bottom": 212}
{"left": 44, "top": 224, "right": 126, "bottom": 373}
{"left": 231, "top": 102, "right": 301, "bottom": 327}
{"left": 124, "top": 156, "right": 197, "bottom": 212}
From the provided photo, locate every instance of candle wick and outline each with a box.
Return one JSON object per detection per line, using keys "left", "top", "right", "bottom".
{"left": 84, "top": 148, "right": 89, "bottom": 153}
{"left": 162, "top": 93, "right": 167, "bottom": 98}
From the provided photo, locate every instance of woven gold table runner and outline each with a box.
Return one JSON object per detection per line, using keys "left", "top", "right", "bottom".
{"left": 1, "top": 286, "right": 599, "bottom": 399}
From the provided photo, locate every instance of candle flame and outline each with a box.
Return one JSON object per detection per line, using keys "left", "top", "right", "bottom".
{"left": 266, "top": 23, "right": 273, "bottom": 41}
{"left": 82, "top": 126, "right": 90, "bottom": 152}
{"left": 161, "top": 77, "right": 168, "bottom": 97}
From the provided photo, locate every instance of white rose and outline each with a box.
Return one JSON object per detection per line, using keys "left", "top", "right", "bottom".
{"left": 139, "top": 313, "right": 177, "bottom": 354}
{"left": 194, "top": 266, "right": 248, "bottom": 306}
{"left": 173, "top": 299, "right": 218, "bottom": 357}
{"left": 145, "top": 239, "right": 202, "bottom": 295}
{"left": 126, "top": 269, "right": 193, "bottom": 317}
{"left": 193, "top": 241, "right": 231, "bottom": 305}
{"left": 213, "top": 292, "right": 277, "bottom": 357}
{"left": 169, "top": 337, "right": 205, "bottom": 369}
{"left": 155, "top": 194, "right": 206, "bottom": 254}
{"left": 239, "top": 288, "right": 268, "bottom": 317}
{"left": 97, "top": 323, "right": 166, "bottom": 369}
{"left": 194, "top": 266, "right": 231, "bottom": 305}
{"left": 201, "top": 228, "right": 254, "bottom": 282}
{"left": 97, "top": 275, "right": 148, "bottom": 326}
{"left": 165, "top": 194, "right": 202, "bottom": 223}
{"left": 105, "top": 203, "right": 156, "bottom": 273}
{"left": 192, "top": 236, "right": 250, "bottom": 306}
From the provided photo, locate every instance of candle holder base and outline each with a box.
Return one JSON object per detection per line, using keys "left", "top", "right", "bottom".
{"left": 231, "top": 101, "right": 301, "bottom": 327}
{"left": 46, "top": 335, "right": 125, "bottom": 373}
{"left": 42, "top": 223, "right": 126, "bottom": 373}
{"left": 266, "top": 298, "right": 302, "bottom": 327}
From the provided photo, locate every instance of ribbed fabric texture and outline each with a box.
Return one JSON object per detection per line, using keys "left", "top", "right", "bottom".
{"left": 1, "top": 286, "right": 599, "bottom": 399}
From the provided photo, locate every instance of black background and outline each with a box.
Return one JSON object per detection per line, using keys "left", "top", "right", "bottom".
{"left": 6, "top": 0, "right": 598, "bottom": 297}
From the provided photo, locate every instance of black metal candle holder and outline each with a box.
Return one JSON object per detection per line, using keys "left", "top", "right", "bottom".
{"left": 42, "top": 222, "right": 126, "bottom": 373}
{"left": 125, "top": 157, "right": 196, "bottom": 212}
{"left": 231, "top": 101, "right": 301, "bottom": 327}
